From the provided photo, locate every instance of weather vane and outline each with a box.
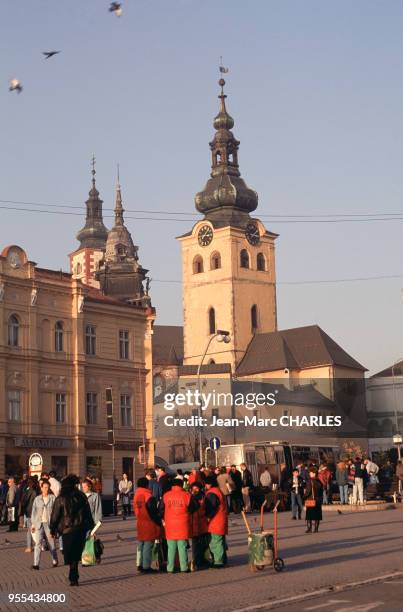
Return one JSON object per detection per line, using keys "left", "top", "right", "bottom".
{"left": 219, "top": 56, "right": 229, "bottom": 75}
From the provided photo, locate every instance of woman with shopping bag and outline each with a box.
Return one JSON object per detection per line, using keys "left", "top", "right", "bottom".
{"left": 303, "top": 468, "right": 323, "bottom": 533}
{"left": 50, "top": 475, "right": 94, "bottom": 586}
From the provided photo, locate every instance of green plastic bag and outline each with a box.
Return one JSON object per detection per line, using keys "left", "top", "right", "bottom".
{"left": 82, "top": 536, "right": 97, "bottom": 566}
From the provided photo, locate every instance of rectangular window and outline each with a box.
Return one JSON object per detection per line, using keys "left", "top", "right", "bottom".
{"left": 8, "top": 390, "right": 21, "bottom": 421}
{"left": 212, "top": 408, "right": 219, "bottom": 419}
{"left": 56, "top": 393, "right": 66, "bottom": 424}
{"left": 119, "top": 330, "right": 129, "bottom": 360}
{"left": 120, "top": 394, "right": 132, "bottom": 426}
{"left": 85, "top": 325, "right": 96, "bottom": 356}
{"left": 86, "top": 392, "right": 98, "bottom": 424}
{"left": 191, "top": 408, "right": 198, "bottom": 418}
{"left": 86, "top": 456, "right": 102, "bottom": 479}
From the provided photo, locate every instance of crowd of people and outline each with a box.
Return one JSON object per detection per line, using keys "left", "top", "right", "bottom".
{"left": 1, "top": 455, "right": 401, "bottom": 586}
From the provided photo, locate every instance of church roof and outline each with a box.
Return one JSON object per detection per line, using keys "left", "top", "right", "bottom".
{"left": 152, "top": 325, "right": 184, "bottom": 365}
{"left": 151, "top": 323, "right": 366, "bottom": 374}
{"left": 237, "top": 325, "right": 366, "bottom": 375}
{"left": 370, "top": 359, "right": 403, "bottom": 379}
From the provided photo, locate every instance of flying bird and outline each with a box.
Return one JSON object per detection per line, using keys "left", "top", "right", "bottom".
{"left": 9, "top": 79, "right": 23, "bottom": 93}
{"left": 43, "top": 51, "right": 61, "bottom": 60}
{"left": 109, "top": 2, "right": 122, "bottom": 16}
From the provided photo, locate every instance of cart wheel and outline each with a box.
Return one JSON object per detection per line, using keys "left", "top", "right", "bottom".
{"left": 273, "top": 558, "right": 285, "bottom": 572}
{"left": 255, "top": 564, "right": 265, "bottom": 571}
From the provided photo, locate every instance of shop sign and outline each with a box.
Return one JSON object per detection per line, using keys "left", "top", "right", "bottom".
{"left": 14, "top": 437, "right": 72, "bottom": 449}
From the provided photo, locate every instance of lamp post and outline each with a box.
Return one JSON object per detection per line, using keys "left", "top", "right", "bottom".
{"left": 392, "top": 358, "right": 403, "bottom": 440}
{"left": 196, "top": 330, "right": 230, "bottom": 462}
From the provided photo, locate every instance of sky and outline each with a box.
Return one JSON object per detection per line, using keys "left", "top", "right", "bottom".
{"left": 1, "top": 0, "right": 403, "bottom": 376}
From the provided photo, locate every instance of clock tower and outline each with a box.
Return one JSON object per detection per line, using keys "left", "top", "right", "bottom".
{"left": 178, "top": 79, "right": 278, "bottom": 371}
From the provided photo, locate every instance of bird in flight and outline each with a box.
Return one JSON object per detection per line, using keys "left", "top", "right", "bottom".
{"left": 9, "top": 79, "right": 23, "bottom": 93}
{"left": 109, "top": 2, "right": 122, "bottom": 17}
{"left": 43, "top": 51, "right": 61, "bottom": 60}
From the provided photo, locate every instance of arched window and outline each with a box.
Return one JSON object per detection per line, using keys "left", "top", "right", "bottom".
{"left": 193, "top": 255, "right": 204, "bottom": 274}
{"left": 75, "top": 262, "right": 82, "bottom": 275}
{"left": 210, "top": 252, "right": 221, "bottom": 270}
{"left": 8, "top": 314, "right": 19, "bottom": 347}
{"left": 240, "top": 249, "right": 250, "bottom": 269}
{"left": 257, "top": 252, "right": 266, "bottom": 271}
{"left": 208, "top": 358, "right": 216, "bottom": 365}
{"left": 209, "top": 308, "right": 216, "bottom": 335}
{"left": 251, "top": 305, "right": 258, "bottom": 333}
{"left": 55, "top": 321, "right": 64, "bottom": 352}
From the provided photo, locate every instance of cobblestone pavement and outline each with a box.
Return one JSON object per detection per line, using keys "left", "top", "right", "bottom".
{"left": 0, "top": 507, "right": 402, "bottom": 612}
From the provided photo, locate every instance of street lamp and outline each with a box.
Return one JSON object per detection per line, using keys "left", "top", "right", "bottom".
{"left": 393, "top": 433, "right": 402, "bottom": 461}
{"left": 392, "top": 358, "right": 403, "bottom": 439}
{"left": 196, "top": 330, "right": 230, "bottom": 462}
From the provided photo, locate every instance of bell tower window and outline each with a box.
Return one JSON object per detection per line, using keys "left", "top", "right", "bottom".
{"left": 193, "top": 255, "right": 204, "bottom": 274}
{"left": 251, "top": 305, "right": 258, "bottom": 333}
{"left": 240, "top": 249, "right": 250, "bottom": 269}
{"left": 257, "top": 252, "right": 266, "bottom": 271}
{"left": 208, "top": 307, "right": 216, "bottom": 335}
{"left": 210, "top": 252, "right": 221, "bottom": 270}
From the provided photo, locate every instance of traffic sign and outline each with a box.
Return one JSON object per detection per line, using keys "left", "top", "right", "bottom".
{"left": 209, "top": 436, "right": 221, "bottom": 451}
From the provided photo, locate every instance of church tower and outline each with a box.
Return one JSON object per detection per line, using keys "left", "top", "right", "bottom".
{"left": 70, "top": 158, "right": 108, "bottom": 288}
{"left": 178, "top": 79, "right": 278, "bottom": 370}
{"left": 96, "top": 174, "right": 149, "bottom": 304}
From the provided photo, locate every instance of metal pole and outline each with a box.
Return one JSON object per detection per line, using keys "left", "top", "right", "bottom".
{"left": 197, "top": 333, "right": 217, "bottom": 462}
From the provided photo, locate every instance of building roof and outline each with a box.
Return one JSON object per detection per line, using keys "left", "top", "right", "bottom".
{"left": 370, "top": 359, "right": 403, "bottom": 379}
{"left": 152, "top": 325, "right": 184, "bottom": 365}
{"left": 237, "top": 325, "right": 366, "bottom": 376}
{"left": 178, "top": 363, "right": 231, "bottom": 376}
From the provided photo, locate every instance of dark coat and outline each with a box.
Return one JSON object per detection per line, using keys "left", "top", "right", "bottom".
{"left": 304, "top": 478, "right": 323, "bottom": 521}
{"left": 241, "top": 468, "right": 253, "bottom": 489}
{"left": 20, "top": 487, "right": 39, "bottom": 518}
{"left": 50, "top": 489, "right": 94, "bottom": 536}
{"left": 287, "top": 475, "right": 305, "bottom": 496}
{"left": 50, "top": 487, "right": 94, "bottom": 565}
{"left": 230, "top": 470, "right": 242, "bottom": 492}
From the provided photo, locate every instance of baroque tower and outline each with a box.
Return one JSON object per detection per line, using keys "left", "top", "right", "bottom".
{"left": 178, "top": 79, "right": 278, "bottom": 370}
{"left": 70, "top": 158, "right": 108, "bottom": 288}
{"left": 96, "top": 174, "right": 149, "bottom": 304}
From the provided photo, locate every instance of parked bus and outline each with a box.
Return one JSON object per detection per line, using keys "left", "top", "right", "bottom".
{"left": 206, "top": 441, "right": 340, "bottom": 486}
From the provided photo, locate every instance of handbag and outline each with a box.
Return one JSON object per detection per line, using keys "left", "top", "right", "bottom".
{"left": 304, "top": 485, "right": 316, "bottom": 508}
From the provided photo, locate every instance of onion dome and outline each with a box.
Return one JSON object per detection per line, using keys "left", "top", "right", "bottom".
{"left": 195, "top": 79, "right": 258, "bottom": 226}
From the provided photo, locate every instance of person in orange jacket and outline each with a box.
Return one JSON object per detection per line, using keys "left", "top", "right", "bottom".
{"left": 133, "top": 477, "right": 162, "bottom": 573}
{"left": 205, "top": 475, "right": 228, "bottom": 568}
{"left": 159, "top": 478, "right": 198, "bottom": 573}
{"left": 190, "top": 481, "right": 209, "bottom": 571}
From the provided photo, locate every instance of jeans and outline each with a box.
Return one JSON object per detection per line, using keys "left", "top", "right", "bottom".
{"left": 136, "top": 541, "right": 153, "bottom": 570}
{"left": 291, "top": 491, "right": 303, "bottom": 518}
{"left": 167, "top": 539, "right": 188, "bottom": 572}
{"left": 352, "top": 477, "right": 364, "bottom": 504}
{"left": 242, "top": 487, "right": 251, "bottom": 512}
{"left": 26, "top": 517, "right": 33, "bottom": 549}
{"left": 32, "top": 523, "right": 58, "bottom": 566}
{"left": 338, "top": 484, "right": 349, "bottom": 504}
{"left": 322, "top": 487, "right": 329, "bottom": 504}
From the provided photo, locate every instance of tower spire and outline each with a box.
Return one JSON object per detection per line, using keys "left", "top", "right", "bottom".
{"left": 114, "top": 163, "right": 124, "bottom": 226}
{"left": 194, "top": 78, "right": 258, "bottom": 226}
{"left": 76, "top": 156, "right": 108, "bottom": 249}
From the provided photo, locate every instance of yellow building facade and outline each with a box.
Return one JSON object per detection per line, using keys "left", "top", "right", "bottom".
{"left": 0, "top": 171, "right": 155, "bottom": 484}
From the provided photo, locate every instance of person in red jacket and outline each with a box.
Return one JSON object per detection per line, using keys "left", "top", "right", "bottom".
{"left": 133, "top": 477, "right": 162, "bottom": 573}
{"left": 205, "top": 475, "right": 228, "bottom": 568}
{"left": 190, "top": 481, "right": 209, "bottom": 571}
{"left": 160, "top": 478, "right": 198, "bottom": 573}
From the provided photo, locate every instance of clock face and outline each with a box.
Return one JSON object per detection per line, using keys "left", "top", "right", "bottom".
{"left": 8, "top": 249, "right": 22, "bottom": 269}
{"left": 245, "top": 223, "right": 260, "bottom": 246}
{"left": 198, "top": 225, "right": 213, "bottom": 247}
